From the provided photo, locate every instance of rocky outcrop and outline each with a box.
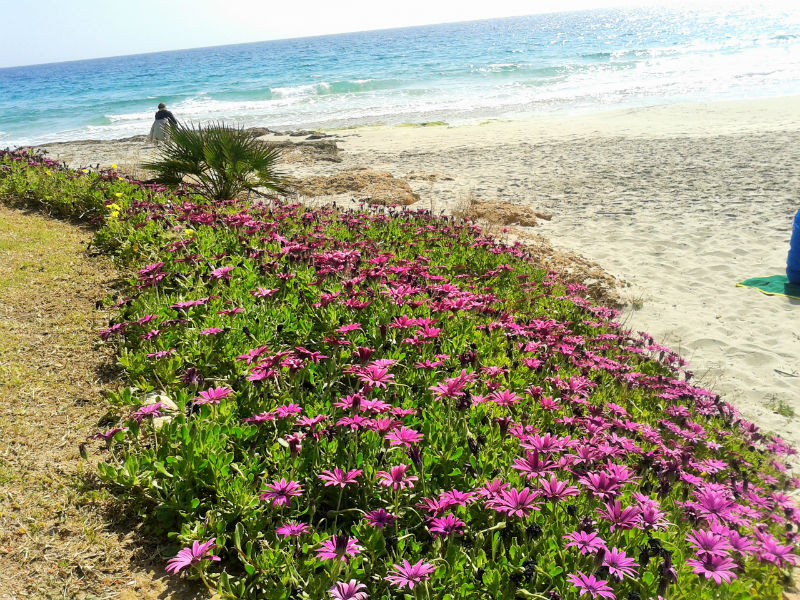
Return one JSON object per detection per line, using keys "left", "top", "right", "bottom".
{"left": 291, "top": 167, "right": 420, "bottom": 205}
{"left": 464, "top": 199, "right": 551, "bottom": 227}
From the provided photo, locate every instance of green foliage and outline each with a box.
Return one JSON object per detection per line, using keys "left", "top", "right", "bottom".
{"left": 141, "top": 122, "right": 288, "bottom": 200}
{"left": 2, "top": 151, "right": 797, "bottom": 600}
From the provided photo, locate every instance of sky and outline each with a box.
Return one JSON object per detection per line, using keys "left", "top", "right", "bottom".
{"left": 0, "top": 0, "right": 791, "bottom": 68}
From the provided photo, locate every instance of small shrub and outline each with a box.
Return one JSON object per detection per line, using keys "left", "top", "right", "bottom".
{"left": 142, "top": 122, "right": 288, "bottom": 200}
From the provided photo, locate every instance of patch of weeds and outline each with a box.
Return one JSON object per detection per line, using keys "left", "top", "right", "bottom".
{"left": 769, "top": 397, "right": 795, "bottom": 418}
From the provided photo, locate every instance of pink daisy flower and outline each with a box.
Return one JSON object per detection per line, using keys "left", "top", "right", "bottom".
{"left": 428, "top": 513, "right": 466, "bottom": 538}
{"left": 385, "top": 427, "right": 424, "bottom": 448}
{"left": 274, "top": 404, "right": 303, "bottom": 418}
{"left": 88, "top": 427, "right": 127, "bottom": 441}
{"left": 251, "top": 287, "right": 279, "bottom": 298}
{"left": 276, "top": 522, "right": 311, "bottom": 537}
{"left": 209, "top": 265, "right": 234, "bottom": 281}
{"left": 318, "top": 468, "right": 363, "bottom": 488}
{"left": 165, "top": 538, "right": 220, "bottom": 574}
{"left": 596, "top": 500, "right": 641, "bottom": 532}
{"left": 358, "top": 365, "right": 394, "bottom": 389}
{"left": 259, "top": 478, "right": 304, "bottom": 507}
{"left": 385, "top": 559, "right": 437, "bottom": 590}
{"left": 242, "top": 411, "right": 274, "bottom": 424}
{"left": 490, "top": 487, "right": 541, "bottom": 518}
{"left": 315, "top": 535, "right": 363, "bottom": 562}
{"left": 328, "top": 579, "right": 369, "bottom": 600}
{"left": 199, "top": 327, "right": 224, "bottom": 335}
{"left": 602, "top": 547, "right": 638, "bottom": 580}
{"left": 131, "top": 401, "right": 163, "bottom": 423}
{"left": 539, "top": 474, "right": 580, "bottom": 501}
{"left": 685, "top": 529, "right": 733, "bottom": 558}
{"left": 364, "top": 508, "right": 398, "bottom": 529}
{"left": 566, "top": 571, "right": 616, "bottom": 599}
{"left": 336, "top": 322, "right": 362, "bottom": 334}
{"left": 376, "top": 464, "right": 418, "bottom": 490}
{"left": 564, "top": 530, "right": 607, "bottom": 555}
{"left": 192, "top": 386, "right": 233, "bottom": 405}
{"left": 686, "top": 555, "right": 738, "bottom": 585}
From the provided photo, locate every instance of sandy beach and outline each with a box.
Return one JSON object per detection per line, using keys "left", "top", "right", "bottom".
{"left": 35, "top": 96, "right": 800, "bottom": 449}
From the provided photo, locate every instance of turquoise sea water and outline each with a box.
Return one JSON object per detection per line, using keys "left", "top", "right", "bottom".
{"left": 1, "top": 6, "right": 799, "bottom": 147}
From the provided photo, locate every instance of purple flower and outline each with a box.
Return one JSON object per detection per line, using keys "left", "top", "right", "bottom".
{"left": 385, "top": 559, "right": 437, "bottom": 590}
{"left": 756, "top": 532, "right": 800, "bottom": 566}
{"left": 685, "top": 529, "right": 733, "bottom": 558}
{"left": 487, "top": 388, "right": 522, "bottom": 406}
{"left": 276, "top": 522, "right": 311, "bottom": 537}
{"left": 489, "top": 487, "right": 541, "bottom": 518}
{"left": 315, "top": 535, "right": 363, "bottom": 562}
{"left": 209, "top": 265, "right": 234, "bottom": 281}
{"left": 199, "top": 327, "right": 224, "bottom": 335}
{"left": 329, "top": 579, "right": 369, "bottom": 600}
{"left": 242, "top": 411, "right": 275, "bottom": 424}
{"left": 358, "top": 365, "right": 394, "bottom": 389}
{"left": 539, "top": 474, "right": 580, "bottom": 501}
{"left": 88, "top": 427, "right": 127, "bottom": 441}
{"left": 274, "top": 403, "right": 302, "bottom": 418}
{"left": 566, "top": 571, "right": 616, "bottom": 599}
{"left": 364, "top": 508, "right": 398, "bottom": 529}
{"left": 252, "top": 286, "right": 279, "bottom": 298}
{"left": 693, "top": 488, "right": 736, "bottom": 520}
{"left": 596, "top": 500, "right": 641, "bottom": 532}
{"left": 579, "top": 472, "right": 622, "bottom": 500}
{"left": 336, "top": 322, "right": 362, "bottom": 334}
{"left": 165, "top": 538, "right": 221, "bottom": 574}
{"left": 564, "top": 530, "right": 607, "bottom": 555}
{"left": 192, "top": 386, "right": 233, "bottom": 405}
{"left": 602, "top": 547, "right": 638, "bottom": 580}
{"left": 686, "top": 555, "right": 738, "bottom": 585}
{"left": 318, "top": 468, "right": 363, "bottom": 488}
{"left": 512, "top": 451, "right": 556, "bottom": 480}
{"left": 428, "top": 513, "right": 466, "bottom": 538}
{"left": 259, "top": 478, "right": 304, "bottom": 507}
{"left": 385, "top": 427, "right": 423, "bottom": 448}
{"left": 131, "top": 401, "right": 163, "bottom": 423}
{"left": 376, "top": 464, "right": 418, "bottom": 490}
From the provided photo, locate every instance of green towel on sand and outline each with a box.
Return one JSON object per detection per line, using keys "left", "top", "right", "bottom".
{"left": 737, "top": 275, "right": 800, "bottom": 300}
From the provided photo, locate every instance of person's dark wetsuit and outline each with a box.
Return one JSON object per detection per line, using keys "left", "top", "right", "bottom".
{"left": 155, "top": 109, "right": 177, "bottom": 125}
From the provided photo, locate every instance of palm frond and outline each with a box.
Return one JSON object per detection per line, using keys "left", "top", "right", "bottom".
{"left": 141, "top": 121, "right": 287, "bottom": 200}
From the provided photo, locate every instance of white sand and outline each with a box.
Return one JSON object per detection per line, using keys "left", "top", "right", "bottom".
{"left": 334, "top": 96, "right": 800, "bottom": 448}
{"left": 35, "top": 95, "right": 800, "bottom": 448}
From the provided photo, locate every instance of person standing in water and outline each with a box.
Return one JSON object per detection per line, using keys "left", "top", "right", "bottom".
{"left": 148, "top": 102, "right": 178, "bottom": 145}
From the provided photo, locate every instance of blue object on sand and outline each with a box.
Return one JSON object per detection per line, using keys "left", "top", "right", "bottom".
{"left": 788, "top": 209, "right": 800, "bottom": 284}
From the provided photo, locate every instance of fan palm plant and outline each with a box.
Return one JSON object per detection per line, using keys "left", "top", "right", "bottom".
{"left": 142, "top": 121, "right": 288, "bottom": 200}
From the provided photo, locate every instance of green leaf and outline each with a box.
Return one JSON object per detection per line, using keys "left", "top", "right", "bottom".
{"left": 153, "top": 461, "right": 173, "bottom": 478}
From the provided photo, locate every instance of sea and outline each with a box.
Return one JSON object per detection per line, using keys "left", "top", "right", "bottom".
{"left": 1, "top": 5, "right": 799, "bottom": 148}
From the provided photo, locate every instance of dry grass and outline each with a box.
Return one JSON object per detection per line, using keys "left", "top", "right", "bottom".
{"left": 0, "top": 205, "right": 201, "bottom": 600}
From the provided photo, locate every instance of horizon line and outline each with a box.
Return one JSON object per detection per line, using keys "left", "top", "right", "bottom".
{"left": 0, "top": 4, "right": 664, "bottom": 70}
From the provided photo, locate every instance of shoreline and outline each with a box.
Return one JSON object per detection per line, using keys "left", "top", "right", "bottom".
{"left": 31, "top": 94, "right": 800, "bottom": 448}
{"left": 24, "top": 93, "right": 800, "bottom": 148}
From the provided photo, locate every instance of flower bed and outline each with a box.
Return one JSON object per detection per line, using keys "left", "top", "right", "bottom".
{"left": 2, "top": 148, "right": 798, "bottom": 600}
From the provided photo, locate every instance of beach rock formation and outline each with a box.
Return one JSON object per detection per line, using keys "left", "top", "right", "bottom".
{"left": 271, "top": 139, "right": 341, "bottom": 164}
{"left": 291, "top": 168, "right": 420, "bottom": 205}
{"left": 463, "top": 199, "right": 551, "bottom": 227}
